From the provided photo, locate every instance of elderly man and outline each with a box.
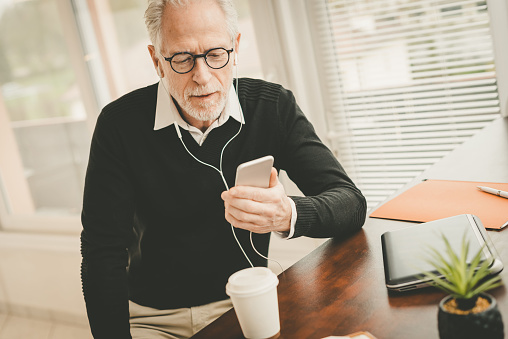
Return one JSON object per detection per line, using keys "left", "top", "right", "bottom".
{"left": 80, "top": 0, "right": 367, "bottom": 338}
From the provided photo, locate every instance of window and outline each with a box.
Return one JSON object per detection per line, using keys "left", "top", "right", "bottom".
{"left": 0, "top": 0, "right": 264, "bottom": 232}
{"left": 4, "top": 0, "right": 504, "bottom": 232}
{"left": 89, "top": 0, "right": 157, "bottom": 96}
{"left": 307, "top": 0, "right": 504, "bottom": 209}
{"left": 90, "top": 0, "right": 263, "bottom": 96}
{"left": 0, "top": 0, "right": 100, "bottom": 231}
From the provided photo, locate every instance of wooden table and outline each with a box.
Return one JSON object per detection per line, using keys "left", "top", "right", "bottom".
{"left": 191, "top": 117, "right": 508, "bottom": 339}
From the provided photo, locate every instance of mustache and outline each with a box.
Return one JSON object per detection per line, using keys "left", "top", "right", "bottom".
{"left": 185, "top": 84, "right": 224, "bottom": 98}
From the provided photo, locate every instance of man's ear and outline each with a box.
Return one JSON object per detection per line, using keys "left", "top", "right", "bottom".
{"left": 234, "top": 33, "right": 241, "bottom": 59}
{"left": 148, "top": 45, "right": 163, "bottom": 78}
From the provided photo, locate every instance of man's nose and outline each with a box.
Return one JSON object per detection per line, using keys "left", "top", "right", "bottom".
{"left": 192, "top": 57, "right": 212, "bottom": 85}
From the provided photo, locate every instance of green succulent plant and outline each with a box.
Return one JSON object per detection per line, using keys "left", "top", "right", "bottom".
{"left": 421, "top": 233, "right": 502, "bottom": 309}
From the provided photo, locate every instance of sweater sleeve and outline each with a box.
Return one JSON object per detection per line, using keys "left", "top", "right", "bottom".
{"left": 81, "top": 110, "right": 134, "bottom": 338}
{"left": 277, "top": 88, "right": 367, "bottom": 238}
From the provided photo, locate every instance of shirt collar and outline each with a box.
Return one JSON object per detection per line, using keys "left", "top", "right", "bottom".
{"left": 153, "top": 81, "right": 243, "bottom": 131}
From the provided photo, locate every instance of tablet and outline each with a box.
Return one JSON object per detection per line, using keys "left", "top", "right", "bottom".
{"left": 381, "top": 214, "right": 503, "bottom": 292}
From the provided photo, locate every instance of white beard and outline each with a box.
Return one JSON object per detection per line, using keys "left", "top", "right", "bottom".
{"left": 178, "top": 83, "right": 228, "bottom": 122}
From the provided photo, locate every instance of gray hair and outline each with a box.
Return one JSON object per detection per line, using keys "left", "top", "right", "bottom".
{"left": 144, "top": 0, "right": 238, "bottom": 55}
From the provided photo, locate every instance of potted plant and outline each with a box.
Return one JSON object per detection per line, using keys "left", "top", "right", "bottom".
{"left": 421, "top": 234, "right": 504, "bottom": 339}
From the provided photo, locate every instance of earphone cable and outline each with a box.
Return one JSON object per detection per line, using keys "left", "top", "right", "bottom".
{"left": 160, "top": 64, "right": 283, "bottom": 273}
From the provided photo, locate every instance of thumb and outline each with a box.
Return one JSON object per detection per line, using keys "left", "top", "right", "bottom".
{"left": 268, "top": 167, "right": 278, "bottom": 188}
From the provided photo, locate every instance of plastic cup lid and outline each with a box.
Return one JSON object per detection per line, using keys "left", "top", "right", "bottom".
{"left": 226, "top": 267, "right": 278, "bottom": 296}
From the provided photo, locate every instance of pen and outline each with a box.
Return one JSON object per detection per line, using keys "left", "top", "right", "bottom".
{"left": 477, "top": 186, "right": 508, "bottom": 199}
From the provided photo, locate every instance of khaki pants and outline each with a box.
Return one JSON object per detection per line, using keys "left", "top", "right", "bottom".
{"left": 129, "top": 299, "right": 233, "bottom": 339}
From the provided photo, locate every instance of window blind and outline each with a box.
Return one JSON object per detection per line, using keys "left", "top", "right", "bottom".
{"left": 309, "top": 0, "right": 501, "bottom": 209}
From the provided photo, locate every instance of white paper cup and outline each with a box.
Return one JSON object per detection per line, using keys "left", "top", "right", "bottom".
{"left": 226, "top": 267, "right": 280, "bottom": 339}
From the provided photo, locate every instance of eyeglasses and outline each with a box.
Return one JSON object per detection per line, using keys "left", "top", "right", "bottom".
{"left": 163, "top": 47, "right": 234, "bottom": 74}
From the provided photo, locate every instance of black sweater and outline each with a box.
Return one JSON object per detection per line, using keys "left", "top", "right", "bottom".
{"left": 81, "top": 78, "right": 366, "bottom": 338}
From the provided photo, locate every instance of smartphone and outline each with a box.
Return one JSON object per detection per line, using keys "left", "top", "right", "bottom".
{"left": 235, "top": 155, "right": 274, "bottom": 188}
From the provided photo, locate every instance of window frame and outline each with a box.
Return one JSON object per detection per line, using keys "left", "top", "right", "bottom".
{"left": 249, "top": 0, "right": 508, "bottom": 133}
{"left": 487, "top": 0, "right": 508, "bottom": 117}
{"left": 0, "top": 0, "right": 103, "bottom": 234}
{"left": 247, "top": 0, "right": 330, "bottom": 142}
{"left": 248, "top": 0, "right": 508, "bottom": 209}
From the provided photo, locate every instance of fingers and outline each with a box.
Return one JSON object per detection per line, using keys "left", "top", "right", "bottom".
{"left": 222, "top": 192, "right": 291, "bottom": 234}
{"left": 224, "top": 208, "right": 274, "bottom": 233}
{"left": 224, "top": 199, "right": 277, "bottom": 229}
{"left": 226, "top": 185, "right": 274, "bottom": 203}
{"left": 220, "top": 167, "right": 292, "bottom": 234}
{"left": 269, "top": 167, "right": 278, "bottom": 188}
{"left": 225, "top": 169, "right": 282, "bottom": 202}
{"left": 225, "top": 195, "right": 267, "bottom": 217}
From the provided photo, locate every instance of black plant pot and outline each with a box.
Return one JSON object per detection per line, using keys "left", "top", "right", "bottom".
{"left": 438, "top": 293, "right": 504, "bottom": 339}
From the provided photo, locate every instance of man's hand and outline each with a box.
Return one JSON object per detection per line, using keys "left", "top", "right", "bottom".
{"left": 221, "top": 168, "right": 292, "bottom": 233}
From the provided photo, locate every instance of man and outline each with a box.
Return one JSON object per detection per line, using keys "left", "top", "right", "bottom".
{"left": 80, "top": 0, "right": 367, "bottom": 338}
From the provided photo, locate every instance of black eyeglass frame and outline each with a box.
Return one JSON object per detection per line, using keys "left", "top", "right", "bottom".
{"left": 163, "top": 47, "right": 234, "bottom": 74}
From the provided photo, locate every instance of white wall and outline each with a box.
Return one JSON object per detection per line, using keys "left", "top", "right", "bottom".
{"left": 0, "top": 232, "right": 88, "bottom": 326}
{"left": 0, "top": 230, "right": 324, "bottom": 326}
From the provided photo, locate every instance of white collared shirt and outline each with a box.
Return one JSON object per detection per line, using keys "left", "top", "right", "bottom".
{"left": 153, "top": 82, "right": 243, "bottom": 145}
{"left": 153, "top": 81, "right": 296, "bottom": 239}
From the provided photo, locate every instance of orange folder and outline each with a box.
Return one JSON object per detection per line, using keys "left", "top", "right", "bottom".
{"left": 370, "top": 179, "right": 508, "bottom": 229}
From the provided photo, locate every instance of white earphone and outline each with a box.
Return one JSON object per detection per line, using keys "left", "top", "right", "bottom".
{"left": 234, "top": 53, "right": 238, "bottom": 65}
